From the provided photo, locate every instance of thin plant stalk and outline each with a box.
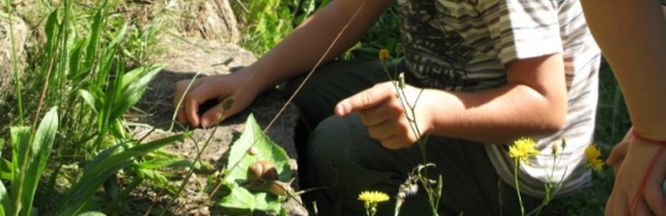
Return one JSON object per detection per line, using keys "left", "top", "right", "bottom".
{"left": 4, "top": 0, "right": 25, "bottom": 124}
{"left": 380, "top": 61, "right": 439, "bottom": 215}
{"left": 159, "top": 119, "right": 222, "bottom": 215}
{"left": 33, "top": 0, "right": 72, "bottom": 131}
{"left": 514, "top": 160, "right": 525, "bottom": 216}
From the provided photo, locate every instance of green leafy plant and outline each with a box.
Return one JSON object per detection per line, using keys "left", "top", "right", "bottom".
{"left": 56, "top": 133, "right": 190, "bottom": 216}
{"left": 217, "top": 114, "right": 293, "bottom": 214}
{"left": 1, "top": 0, "right": 186, "bottom": 214}
{"left": 0, "top": 108, "right": 58, "bottom": 216}
{"left": 236, "top": 0, "right": 328, "bottom": 54}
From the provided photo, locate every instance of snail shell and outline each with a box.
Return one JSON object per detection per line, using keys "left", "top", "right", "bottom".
{"left": 248, "top": 146, "right": 259, "bottom": 156}
{"left": 248, "top": 160, "right": 279, "bottom": 181}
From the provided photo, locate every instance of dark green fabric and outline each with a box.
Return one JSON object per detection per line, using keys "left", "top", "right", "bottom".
{"left": 286, "top": 59, "right": 546, "bottom": 215}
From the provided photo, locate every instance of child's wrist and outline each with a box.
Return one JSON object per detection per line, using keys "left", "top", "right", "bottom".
{"left": 631, "top": 129, "right": 666, "bottom": 147}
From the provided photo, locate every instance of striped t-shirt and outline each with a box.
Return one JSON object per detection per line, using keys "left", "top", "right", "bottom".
{"left": 397, "top": 0, "right": 601, "bottom": 197}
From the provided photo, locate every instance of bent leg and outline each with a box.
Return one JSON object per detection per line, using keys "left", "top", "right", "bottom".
{"left": 308, "top": 114, "right": 544, "bottom": 215}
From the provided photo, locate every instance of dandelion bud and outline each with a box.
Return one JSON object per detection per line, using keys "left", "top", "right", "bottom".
{"left": 398, "top": 72, "right": 406, "bottom": 89}
{"left": 551, "top": 142, "right": 559, "bottom": 155}
{"left": 379, "top": 49, "right": 390, "bottom": 62}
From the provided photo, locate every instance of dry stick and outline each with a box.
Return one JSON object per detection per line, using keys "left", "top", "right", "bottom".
{"left": 160, "top": 121, "right": 223, "bottom": 215}
{"left": 207, "top": 0, "right": 369, "bottom": 200}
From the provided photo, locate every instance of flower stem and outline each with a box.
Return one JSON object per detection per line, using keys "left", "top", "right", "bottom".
{"left": 514, "top": 160, "right": 525, "bottom": 216}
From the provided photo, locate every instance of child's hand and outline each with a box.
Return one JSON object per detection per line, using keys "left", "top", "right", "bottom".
{"left": 607, "top": 128, "right": 632, "bottom": 174}
{"left": 335, "top": 82, "right": 433, "bottom": 150}
{"left": 606, "top": 138, "right": 666, "bottom": 216}
{"left": 173, "top": 73, "right": 258, "bottom": 128}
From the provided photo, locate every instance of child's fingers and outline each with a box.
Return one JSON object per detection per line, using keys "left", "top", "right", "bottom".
{"left": 335, "top": 83, "right": 395, "bottom": 116}
{"left": 183, "top": 84, "right": 220, "bottom": 127}
{"left": 644, "top": 179, "right": 666, "bottom": 216}
{"left": 200, "top": 97, "right": 237, "bottom": 128}
{"left": 607, "top": 140, "right": 629, "bottom": 167}
{"left": 606, "top": 192, "right": 629, "bottom": 216}
{"left": 200, "top": 102, "right": 226, "bottom": 128}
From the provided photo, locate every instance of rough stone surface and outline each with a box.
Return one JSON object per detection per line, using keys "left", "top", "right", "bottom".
{"left": 129, "top": 36, "right": 306, "bottom": 215}
{"left": 165, "top": 0, "right": 241, "bottom": 43}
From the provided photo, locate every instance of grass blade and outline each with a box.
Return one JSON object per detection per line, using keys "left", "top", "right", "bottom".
{"left": 83, "top": 2, "right": 106, "bottom": 72}
{"left": 58, "top": 132, "right": 190, "bottom": 215}
{"left": 109, "top": 64, "right": 163, "bottom": 121}
{"left": 78, "top": 90, "right": 99, "bottom": 113}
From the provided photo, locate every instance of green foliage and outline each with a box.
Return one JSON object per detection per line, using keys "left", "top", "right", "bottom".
{"left": 57, "top": 133, "right": 190, "bottom": 216}
{"left": 237, "top": 0, "right": 327, "bottom": 54}
{"left": 347, "top": 6, "right": 403, "bottom": 60}
{"left": 0, "top": 108, "right": 58, "bottom": 216}
{"left": 217, "top": 115, "right": 292, "bottom": 214}
{"left": 1, "top": 0, "right": 184, "bottom": 214}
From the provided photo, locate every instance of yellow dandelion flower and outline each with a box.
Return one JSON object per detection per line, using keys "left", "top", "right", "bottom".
{"left": 509, "top": 137, "right": 540, "bottom": 164}
{"left": 358, "top": 191, "right": 390, "bottom": 204}
{"left": 585, "top": 144, "right": 604, "bottom": 172}
{"left": 379, "top": 49, "right": 390, "bottom": 62}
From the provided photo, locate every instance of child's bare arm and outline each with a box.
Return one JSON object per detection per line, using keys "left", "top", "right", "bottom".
{"left": 336, "top": 54, "right": 568, "bottom": 147}
{"left": 175, "top": 0, "right": 392, "bottom": 127}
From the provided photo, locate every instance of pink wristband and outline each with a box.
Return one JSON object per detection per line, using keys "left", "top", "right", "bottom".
{"left": 628, "top": 129, "right": 666, "bottom": 215}
{"left": 631, "top": 130, "right": 666, "bottom": 147}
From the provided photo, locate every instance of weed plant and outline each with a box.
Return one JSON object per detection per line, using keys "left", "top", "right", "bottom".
{"left": 234, "top": 0, "right": 329, "bottom": 54}
{"left": 0, "top": 0, "right": 189, "bottom": 215}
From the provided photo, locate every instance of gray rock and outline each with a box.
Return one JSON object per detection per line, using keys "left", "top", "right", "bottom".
{"left": 130, "top": 36, "right": 306, "bottom": 215}
{"left": 165, "top": 0, "right": 241, "bottom": 43}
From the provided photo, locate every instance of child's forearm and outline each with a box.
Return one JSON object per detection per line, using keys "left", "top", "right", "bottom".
{"left": 581, "top": 0, "right": 666, "bottom": 140}
{"left": 425, "top": 55, "right": 568, "bottom": 144}
{"left": 425, "top": 84, "right": 565, "bottom": 144}
{"left": 240, "top": 0, "right": 391, "bottom": 95}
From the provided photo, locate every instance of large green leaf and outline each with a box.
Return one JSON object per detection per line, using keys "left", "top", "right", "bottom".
{"left": 219, "top": 181, "right": 282, "bottom": 213}
{"left": 10, "top": 127, "right": 30, "bottom": 181}
{"left": 21, "top": 107, "right": 59, "bottom": 216}
{"left": 217, "top": 114, "right": 292, "bottom": 214}
{"left": 8, "top": 126, "right": 29, "bottom": 214}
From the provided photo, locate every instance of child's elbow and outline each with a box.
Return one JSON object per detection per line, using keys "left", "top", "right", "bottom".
{"left": 541, "top": 103, "right": 567, "bottom": 134}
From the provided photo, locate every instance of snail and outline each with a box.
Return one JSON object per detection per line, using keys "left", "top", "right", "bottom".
{"left": 247, "top": 146, "right": 259, "bottom": 156}
{"left": 248, "top": 160, "right": 279, "bottom": 181}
